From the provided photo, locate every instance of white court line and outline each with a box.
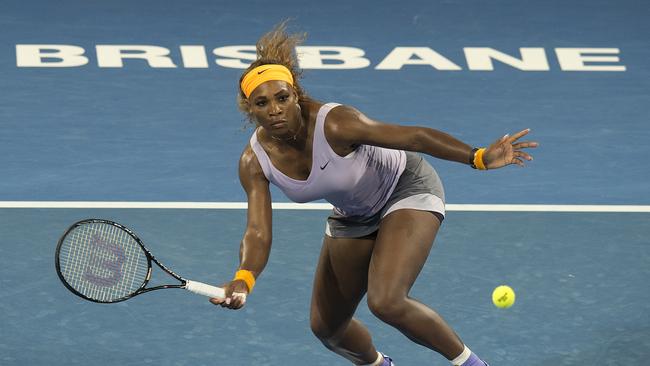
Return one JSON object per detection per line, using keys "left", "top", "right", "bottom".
{"left": 1, "top": 201, "right": 650, "bottom": 212}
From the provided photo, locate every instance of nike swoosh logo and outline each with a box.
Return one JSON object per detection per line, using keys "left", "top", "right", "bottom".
{"left": 320, "top": 161, "right": 330, "bottom": 170}
{"left": 257, "top": 68, "right": 270, "bottom": 74}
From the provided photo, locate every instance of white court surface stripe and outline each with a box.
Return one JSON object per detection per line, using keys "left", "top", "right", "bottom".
{"left": 1, "top": 201, "right": 650, "bottom": 212}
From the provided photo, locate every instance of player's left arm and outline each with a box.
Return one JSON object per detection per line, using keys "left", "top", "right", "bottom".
{"left": 325, "top": 105, "right": 538, "bottom": 169}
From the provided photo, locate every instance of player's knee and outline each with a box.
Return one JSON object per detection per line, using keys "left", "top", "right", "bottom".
{"left": 310, "top": 312, "right": 337, "bottom": 343}
{"left": 367, "top": 292, "right": 407, "bottom": 324}
{"left": 310, "top": 318, "right": 328, "bottom": 340}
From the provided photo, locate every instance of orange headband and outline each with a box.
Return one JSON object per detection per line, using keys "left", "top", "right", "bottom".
{"left": 240, "top": 64, "right": 294, "bottom": 98}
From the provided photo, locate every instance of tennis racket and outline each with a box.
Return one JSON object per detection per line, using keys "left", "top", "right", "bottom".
{"left": 55, "top": 218, "right": 225, "bottom": 303}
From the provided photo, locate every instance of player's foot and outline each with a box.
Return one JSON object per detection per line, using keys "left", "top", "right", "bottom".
{"left": 379, "top": 352, "right": 394, "bottom": 366}
{"left": 458, "top": 353, "right": 488, "bottom": 366}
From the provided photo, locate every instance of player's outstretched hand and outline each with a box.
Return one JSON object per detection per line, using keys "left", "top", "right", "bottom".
{"left": 209, "top": 280, "right": 249, "bottom": 309}
{"left": 483, "top": 128, "right": 538, "bottom": 169}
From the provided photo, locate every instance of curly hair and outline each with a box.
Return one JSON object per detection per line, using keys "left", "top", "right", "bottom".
{"left": 237, "top": 21, "right": 310, "bottom": 119}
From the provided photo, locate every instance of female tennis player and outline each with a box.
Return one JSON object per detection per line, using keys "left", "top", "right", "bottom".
{"left": 210, "top": 22, "right": 537, "bottom": 366}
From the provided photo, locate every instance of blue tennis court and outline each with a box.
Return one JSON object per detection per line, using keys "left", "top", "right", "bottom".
{"left": 1, "top": 0, "right": 649, "bottom": 365}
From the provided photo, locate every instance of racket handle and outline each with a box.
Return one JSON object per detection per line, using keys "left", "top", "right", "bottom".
{"left": 184, "top": 280, "right": 225, "bottom": 298}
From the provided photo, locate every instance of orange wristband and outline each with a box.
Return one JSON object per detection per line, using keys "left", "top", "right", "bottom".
{"left": 233, "top": 269, "right": 256, "bottom": 293}
{"left": 474, "top": 148, "right": 487, "bottom": 170}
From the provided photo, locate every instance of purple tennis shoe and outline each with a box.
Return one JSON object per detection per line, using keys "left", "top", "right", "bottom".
{"left": 379, "top": 352, "right": 394, "bottom": 366}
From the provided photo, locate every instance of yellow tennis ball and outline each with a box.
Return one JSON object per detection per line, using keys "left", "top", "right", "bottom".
{"left": 492, "top": 285, "right": 515, "bottom": 308}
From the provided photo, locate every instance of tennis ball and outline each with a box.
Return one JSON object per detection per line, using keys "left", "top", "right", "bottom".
{"left": 492, "top": 285, "right": 515, "bottom": 308}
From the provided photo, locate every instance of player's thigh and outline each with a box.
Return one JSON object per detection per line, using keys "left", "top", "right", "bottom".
{"left": 310, "top": 234, "right": 375, "bottom": 333}
{"left": 368, "top": 209, "right": 441, "bottom": 298}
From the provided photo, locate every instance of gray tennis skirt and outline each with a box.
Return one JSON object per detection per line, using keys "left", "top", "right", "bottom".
{"left": 325, "top": 151, "right": 445, "bottom": 238}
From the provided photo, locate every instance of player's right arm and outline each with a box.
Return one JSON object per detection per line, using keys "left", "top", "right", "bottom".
{"left": 210, "top": 144, "right": 272, "bottom": 309}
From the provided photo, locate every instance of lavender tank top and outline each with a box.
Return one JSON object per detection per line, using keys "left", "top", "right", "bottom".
{"left": 249, "top": 103, "right": 406, "bottom": 218}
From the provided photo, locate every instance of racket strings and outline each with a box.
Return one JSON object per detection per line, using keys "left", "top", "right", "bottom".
{"left": 58, "top": 223, "right": 149, "bottom": 302}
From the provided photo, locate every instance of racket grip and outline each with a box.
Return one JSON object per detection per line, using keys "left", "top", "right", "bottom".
{"left": 185, "top": 280, "right": 225, "bottom": 298}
